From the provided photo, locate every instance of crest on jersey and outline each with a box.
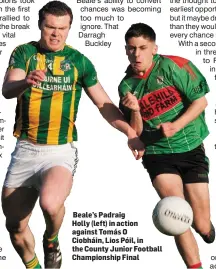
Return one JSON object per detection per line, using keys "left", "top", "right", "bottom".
{"left": 60, "top": 60, "right": 71, "bottom": 71}
{"left": 156, "top": 76, "right": 164, "bottom": 84}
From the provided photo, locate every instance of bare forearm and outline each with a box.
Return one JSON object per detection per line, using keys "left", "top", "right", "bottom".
{"left": 99, "top": 103, "right": 137, "bottom": 137}
{"left": 2, "top": 80, "right": 29, "bottom": 99}
{"left": 86, "top": 83, "right": 144, "bottom": 158}
{"left": 130, "top": 111, "right": 143, "bottom": 136}
{"left": 173, "top": 97, "right": 207, "bottom": 130}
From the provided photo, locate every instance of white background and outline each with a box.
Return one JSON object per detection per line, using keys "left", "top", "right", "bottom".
{"left": 0, "top": 1, "right": 216, "bottom": 268}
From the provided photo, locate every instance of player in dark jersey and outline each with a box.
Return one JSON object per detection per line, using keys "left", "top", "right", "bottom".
{"left": 1, "top": 2, "right": 144, "bottom": 269}
{"left": 119, "top": 23, "right": 214, "bottom": 269}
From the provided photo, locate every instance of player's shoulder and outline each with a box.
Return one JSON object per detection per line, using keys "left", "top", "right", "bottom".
{"left": 64, "top": 44, "right": 93, "bottom": 65}
{"left": 64, "top": 44, "right": 96, "bottom": 78}
{"left": 11, "top": 41, "right": 38, "bottom": 58}
{"left": 64, "top": 44, "right": 87, "bottom": 59}
{"left": 13, "top": 41, "right": 38, "bottom": 51}
{"left": 119, "top": 66, "right": 131, "bottom": 85}
{"left": 120, "top": 65, "right": 134, "bottom": 80}
{"left": 64, "top": 44, "right": 80, "bottom": 55}
{"left": 159, "top": 54, "right": 191, "bottom": 69}
{"left": 118, "top": 66, "right": 137, "bottom": 96}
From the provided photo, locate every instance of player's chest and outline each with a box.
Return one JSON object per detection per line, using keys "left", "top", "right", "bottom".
{"left": 128, "top": 72, "right": 183, "bottom": 120}
{"left": 27, "top": 54, "right": 82, "bottom": 92}
{"left": 28, "top": 54, "right": 80, "bottom": 82}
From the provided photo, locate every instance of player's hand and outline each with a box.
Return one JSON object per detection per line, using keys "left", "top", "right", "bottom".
{"left": 127, "top": 132, "right": 145, "bottom": 160}
{"left": 25, "top": 69, "right": 47, "bottom": 86}
{"left": 157, "top": 122, "right": 180, "bottom": 138}
{"left": 121, "top": 92, "right": 140, "bottom": 112}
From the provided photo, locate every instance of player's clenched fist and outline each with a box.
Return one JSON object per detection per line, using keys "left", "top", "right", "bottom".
{"left": 121, "top": 92, "right": 140, "bottom": 112}
{"left": 157, "top": 122, "right": 180, "bottom": 138}
{"left": 25, "top": 69, "right": 46, "bottom": 86}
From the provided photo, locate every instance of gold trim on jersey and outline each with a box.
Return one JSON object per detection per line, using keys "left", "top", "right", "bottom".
{"left": 67, "top": 66, "right": 78, "bottom": 142}
{"left": 28, "top": 88, "right": 43, "bottom": 140}
{"left": 53, "top": 56, "right": 65, "bottom": 75}
{"left": 47, "top": 91, "right": 64, "bottom": 144}
{"left": 26, "top": 57, "right": 31, "bottom": 73}
{"left": 25, "top": 52, "right": 40, "bottom": 74}
{"left": 36, "top": 53, "right": 46, "bottom": 70}
{"left": 27, "top": 54, "right": 46, "bottom": 140}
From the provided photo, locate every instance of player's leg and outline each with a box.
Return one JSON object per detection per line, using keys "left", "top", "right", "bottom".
{"left": 183, "top": 145, "right": 214, "bottom": 243}
{"left": 37, "top": 142, "right": 78, "bottom": 268}
{"left": 39, "top": 166, "right": 73, "bottom": 268}
{"left": 184, "top": 183, "right": 214, "bottom": 243}
{"left": 153, "top": 174, "right": 201, "bottom": 268}
{"left": 40, "top": 166, "right": 73, "bottom": 236}
{"left": 1, "top": 187, "right": 40, "bottom": 268}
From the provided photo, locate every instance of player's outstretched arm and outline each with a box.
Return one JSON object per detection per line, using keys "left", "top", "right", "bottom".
{"left": 158, "top": 96, "right": 207, "bottom": 138}
{"left": 85, "top": 82, "right": 145, "bottom": 159}
{"left": 2, "top": 68, "right": 46, "bottom": 99}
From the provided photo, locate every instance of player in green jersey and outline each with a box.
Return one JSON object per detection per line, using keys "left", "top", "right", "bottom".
{"left": 1, "top": 2, "right": 144, "bottom": 269}
{"left": 119, "top": 23, "right": 214, "bottom": 269}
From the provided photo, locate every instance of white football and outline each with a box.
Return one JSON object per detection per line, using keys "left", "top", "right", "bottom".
{"left": 152, "top": 196, "right": 193, "bottom": 236}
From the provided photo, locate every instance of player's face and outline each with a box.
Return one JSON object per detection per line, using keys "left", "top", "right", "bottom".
{"left": 126, "top": 36, "right": 158, "bottom": 74}
{"left": 39, "top": 14, "right": 71, "bottom": 52}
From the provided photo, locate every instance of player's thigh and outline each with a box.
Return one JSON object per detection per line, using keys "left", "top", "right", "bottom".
{"left": 39, "top": 166, "right": 73, "bottom": 214}
{"left": 2, "top": 187, "right": 39, "bottom": 232}
{"left": 153, "top": 173, "right": 184, "bottom": 199}
{"left": 143, "top": 153, "right": 184, "bottom": 198}
{"left": 184, "top": 183, "right": 210, "bottom": 223}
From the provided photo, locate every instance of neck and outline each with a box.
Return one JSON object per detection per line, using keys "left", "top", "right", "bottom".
{"left": 143, "top": 59, "right": 154, "bottom": 73}
{"left": 38, "top": 40, "right": 64, "bottom": 52}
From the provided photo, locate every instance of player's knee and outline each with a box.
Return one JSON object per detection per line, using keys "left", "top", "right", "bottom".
{"left": 153, "top": 184, "right": 181, "bottom": 197}
{"left": 6, "top": 220, "right": 27, "bottom": 234}
{"left": 193, "top": 218, "right": 210, "bottom": 235}
{"left": 40, "top": 198, "right": 60, "bottom": 217}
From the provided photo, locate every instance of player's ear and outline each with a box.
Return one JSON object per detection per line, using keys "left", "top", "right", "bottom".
{"left": 38, "top": 20, "right": 41, "bottom": 30}
{"left": 153, "top": 44, "right": 158, "bottom": 55}
{"left": 125, "top": 45, "right": 129, "bottom": 56}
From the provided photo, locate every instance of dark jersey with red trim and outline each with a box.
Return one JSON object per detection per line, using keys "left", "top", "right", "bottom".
{"left": 119, "top": 54, "right": 209, "bottom": 154}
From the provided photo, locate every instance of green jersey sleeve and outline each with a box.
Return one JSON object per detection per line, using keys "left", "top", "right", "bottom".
{"left": 171, "top": 60, "right": 209, "bottom": 102}
{"left": 82, "top": 56, "right": 98, "bottom": 88}
{"left": 8, "top": 45, "right": 27, "bottom": 71}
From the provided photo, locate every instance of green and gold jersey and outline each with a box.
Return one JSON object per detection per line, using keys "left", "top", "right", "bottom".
{"left": 8, "top": 42, "right": 98, "bottom": 144}
{"left": 119, "top": 54, "right": 209, "bottom": 154}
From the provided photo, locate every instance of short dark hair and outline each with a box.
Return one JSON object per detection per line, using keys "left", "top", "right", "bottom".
{"left": 38, "top": 1, "right": 73, "bottom": 28}
{"left": 125, "top": 23, "right": 156, "bottom": 43}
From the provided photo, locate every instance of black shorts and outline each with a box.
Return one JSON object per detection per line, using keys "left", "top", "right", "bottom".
{"left": 142, "top": 145, "right": 209, "bottom": 184}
